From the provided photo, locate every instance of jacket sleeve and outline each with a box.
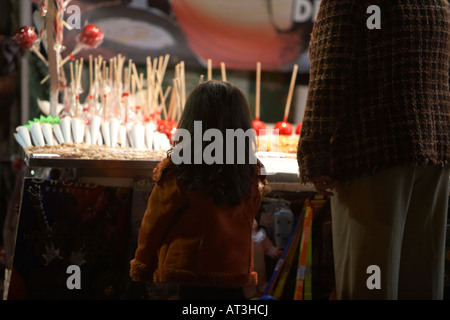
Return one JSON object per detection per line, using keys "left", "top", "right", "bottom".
{"left": 130, "top": 172, "right": 186, "bottom": 282}
{"left": 297, "top": 0, "right": 358, "bottom": 183}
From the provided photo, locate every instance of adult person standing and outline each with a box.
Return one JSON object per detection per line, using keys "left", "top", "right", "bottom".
{"left": 297, "top": 0, "right": 449, "bottom": 299}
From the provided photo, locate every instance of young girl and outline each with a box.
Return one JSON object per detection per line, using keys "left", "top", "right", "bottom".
{"left": 129, "top": 80, "right": 266, "bottom": 300}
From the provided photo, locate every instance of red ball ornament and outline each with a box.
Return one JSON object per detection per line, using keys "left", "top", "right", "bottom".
{"left": 13, "top": 26, "right": 36, "bottom": 49}
{"left": 79, "top": 24, "right": 104, "bottom": 48}
{"left": 295, "top": 122, "right": 302, "bottom": 135}
{"left": 252, "top": 120, "right": 266, "bottom": 135}
{"left": 274, "top": 121, "right": 292, "bottom": 136}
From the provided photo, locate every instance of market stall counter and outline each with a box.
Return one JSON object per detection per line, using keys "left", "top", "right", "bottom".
{"left": 5, "top": 143, "right": 326, "bottom": 300}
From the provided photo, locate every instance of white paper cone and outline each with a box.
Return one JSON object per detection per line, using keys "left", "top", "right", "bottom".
{"left": 30, "top": 122, "right": 45, "bottom": 147}
{"left": 84, "top": 125, "right": 92, "bottom": 145}
{"left": 145, "top": 122, "right": 156, "bottom": 150}
{"left": 133, "top": 124, "right": 145, "bottom": 149}
{"left": 16, "top": 126, "right": 32, "bottom": 147}
{"left": 14, "top": 133, "right": 27, "bottom": 148}
{"left": 79, "top": 122, "right": 85, "bottom": 144}
{"left": 127, "top": 127, "right": 135, "bottom": 148}
{"left": 160, "top": 134, "right": 171, "bottom": 150}
{"left": 71, "top": 118, "right": 85, "bottom": 144}
{"left": 101, "top": 121, "right": 111, "bottom": 147}
{"left": 60, "top": 116, "right": 72, "bottom": 143}
{"left": 90, "top": 115, "right": 102, "bottom": 145}
{"left": 109, "top": 118, "right": 120, "bottom": 147}
{"left": 153, "top": 131, "right": 161, "bottom": 151}
{"left": 41, "top": 123, "right": 54, "bottom": 146}
{"left": 71, "top": 118, "right": 79, "bottom": 143}
{"left": 119, "top": 125, "right": 127, "bottom": 147}
{"left": 53, "top": 124, "right": 65, "bottom": 144}
{"left": 97, "top": 131, "right": 103, "bottom": 145}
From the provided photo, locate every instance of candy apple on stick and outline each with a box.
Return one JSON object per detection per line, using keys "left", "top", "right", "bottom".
{"left": 157, "top": 86, "right": 177, "bottom": 141}
{"left": 40, "top": 23, "right": 104, "bottom": 85}
{"left": 13, "top": 26, "right": 48, "bottom": 65}
{"left": 252, "top": 61, "right": 266, "bottom": 135}
{"left": 274, "top": 64, "right": 298, "bottom": 136}
{"left": 295, "top": 122, "right": 302, "bottom": 135}
{"left": 162, "top": 83, "right": 177, "bottom": 141}
{"left": 60, "top": 24, "right": 104, "bottom": 68}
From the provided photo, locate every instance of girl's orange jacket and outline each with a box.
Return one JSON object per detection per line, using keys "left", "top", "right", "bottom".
{"left": 130, "top": 158, "right": 267, "bottom": 288}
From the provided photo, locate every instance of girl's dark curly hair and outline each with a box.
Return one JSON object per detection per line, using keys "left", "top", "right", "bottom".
{"left": 167, "top": 80, "right": 257, "bottom": 206}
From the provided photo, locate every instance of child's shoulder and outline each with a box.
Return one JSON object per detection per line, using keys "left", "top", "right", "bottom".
{"left": 256, "top": 159, "right": 267, "bottom": 185}
{"left": 152, "top": 157, "right": 176, "bottom": 182}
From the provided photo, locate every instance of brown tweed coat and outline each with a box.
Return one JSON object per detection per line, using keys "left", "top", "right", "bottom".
{"left": 297, "top": 0, "right": 450, "bottom": 183}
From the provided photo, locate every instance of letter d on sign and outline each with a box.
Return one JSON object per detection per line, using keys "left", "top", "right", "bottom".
{"left": 66, "top": 265, "right": 81, "bottom": 290}
{"left": 366, "top": 265, "right": 381, "bottom": 290}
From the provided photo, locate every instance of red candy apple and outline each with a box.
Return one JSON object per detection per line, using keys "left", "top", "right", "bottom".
{"left": 13, "top": 26, "right": 37, "bottom": 49}
{"left": 295, "top": 122, "right": 302, "bottom": 135}
{"left": 79, "top": 24, "right": 104, "bottom": 48}
{"left": 164, "top": 121, "right": 177, "bottom": 141}
{"left": 252, "top": 120, "right": 267, "bottom": 135}
{"left": 274, "top": 121, "right": 292, "bottom": 136}
{"left": 58, "top": 24, "right": 104, "bottom": 69}
{"left": 156, "top": 119, "right": 168, "bottom": 133}
{"left": 157, "top": 119, "right": 177, "bottom": 141}
{"left": 12, "top": 25, "right": 48, "bottom": 65}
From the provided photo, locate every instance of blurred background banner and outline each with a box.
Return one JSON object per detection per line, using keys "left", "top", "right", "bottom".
{"left": 59, "top": 0, "right": 317, "bottom": 72}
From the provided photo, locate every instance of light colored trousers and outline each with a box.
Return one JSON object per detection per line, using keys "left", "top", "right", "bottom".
{"left": 330, "top": 166, "right": 450, "bottom": 300}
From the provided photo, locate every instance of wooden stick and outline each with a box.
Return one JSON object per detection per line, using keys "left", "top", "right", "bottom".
{"left": 113, "top": 56, "right": 120, "bottom": 92}
{"left": 76, "top": 58, "right": 84, "bottom": 118}
{"left": 180, "top": 61, "right": 186, "bottom": 108}
{"left": 89, "top": 55, "right": 93, "bottom": 95}
{"left": 152, "top": 57, "right": 158, "bottom": 82}
{"left": 102, "top": 61, "right": 107, "bottom": 119}
{"left": 30, "top": 46, "right": 48, "bottom": 66}
{"left": 131, "top": 62, "right": 142, "bottom": 90}
{"left": 40, "top": 45, "right": 82, "bottom": 84}
{"left": 70, "top": 62, "right": 76, "bottom": 117}
{"left": 109, "top": 58, "right": 114, "bottom": 89}
{"left": 132, "top": 74, "right": 136, "bottom": 109}
{"left": 77, "top": 58, "right": 84, "bottom": 90}
{"left": 45, "top": 0, "right": 59, "bottom": 117}
{"left": 154, "top": 54, "right": 170, "bottom": 112}
{"left": 127, "top": 58, "right": 132, "bottom": 79}
{"left": 59, "top": 63, "right": 66, "bottom": 86}
{"left": 283, "top": 64, "right": 298, "bottom": 122}
{"left": 207, "top": 58, "right": 212, "bottom": 81}
{"left": 159, "top": 82, "right": 168, "bottom": 120}
{"left": 146, "top": 56, "right": 152, "bottom": 115}
{"left": 163, "top": 85, "right": 171, "bottom": 106}
{"left": 160, "top": 54, "right": 170, "bottom": 81}
{"left": 168, "top": 82, "right": 176, "bottom": 121}
{"left": 154, "top": 55, "right": 170, "bottom": 113}
{"left": 70, "top": 62, "right": 75, "bottom": 93}
{"left": 220, "top": 62, "right": 226, "bottom": 82}
{"left": 120, "top": 56, "right": 125, "bottom": 87}
{"left": 256, "top": 61, "right": 261, "bottom": 121}
{"left": 199, "top": 74, "right": 204, "bottom": 84}
{"left": 173, "top": 78, "right": 182, "bottom": 119}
